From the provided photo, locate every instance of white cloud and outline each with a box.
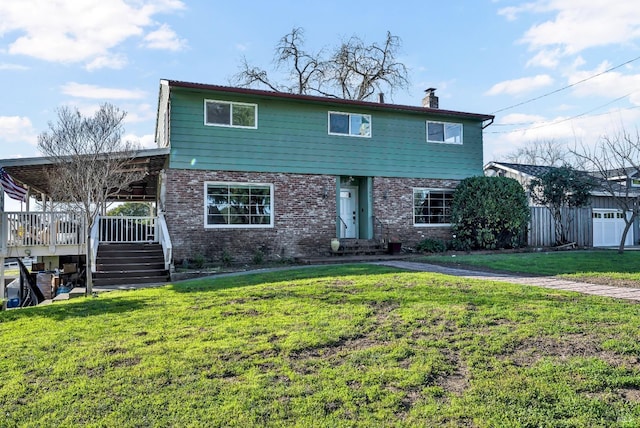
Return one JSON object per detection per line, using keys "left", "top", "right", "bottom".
{"left": 86, "top": 54, "right": 128, "bottom": 71}
{"left": 235, "top": 43, "right": 250, "bottom": 52}
{"left": 499, "top": 113, "right": 547, "bottom": 125}
{"left": 565, "top": 61, "right": 640, "bottom": 105}
{"left": 526, "top": 49, "right": 561, "bottom": 69}
{"left": 486, "top": 75, "right": 554, "bottom": 96}
{"left": 124, "top": 133, "right": 157, "bottom": 149}
{"left": 124, "top": 104, "right": 156, "bottom": 124}
{"left": 0, "top": 0, "right": 185, "bottom": 69}
{"left": 509, "top": 1, "right": 640, "bottom": 57}
{"left": 0, "top": 63, "right": 29, "bottom": 71}
{"left": 485, "top": 107, "right": 640, "bottom": 162}
{"left": 61, "top": 82, "right": 146, "bottom": 100}
{"left": 497, "top": 2, "right": 549, "bottom": 21}
{"left": 143, "top": 24, "right": 187, "bottom": 51}
{"left": 0, "top": 116, "right": 37, "bottom": 146}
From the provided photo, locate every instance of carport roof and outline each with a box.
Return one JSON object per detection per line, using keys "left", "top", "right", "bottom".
{"left": 0, "top": 147, "right": 169, "bottom": 202}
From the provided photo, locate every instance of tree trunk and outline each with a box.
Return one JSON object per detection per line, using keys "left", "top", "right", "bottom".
{"left": 618, "top": 219, "right": 634, "bottom": 255}
{"left": 85, "top": 215, "right": 94, "bottom": 296}
{"left": 552, "top": 207, "right": 566, "bottom": 246}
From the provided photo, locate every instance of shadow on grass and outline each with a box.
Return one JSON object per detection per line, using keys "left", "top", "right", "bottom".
{"left": 0, "top": 295, "right": 149, "bottom": 321}
{"left": 168, "top": 264, "right": 404, "bottom": 293}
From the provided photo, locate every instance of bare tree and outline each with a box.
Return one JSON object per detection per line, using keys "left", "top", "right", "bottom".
{"left": 331, "top": 31, "right": 409, "bottom": 101}
{"left": 503, "top": 139, "right": 569, "bottom": 166}
{"left": 234, "top": 28, "right": 329, "bottom": 95}
{"left": 232, "top": 27, "right": 409, "bottom": 101}
{"left": 38, "top": 104, "right": 145, "bottom": 294}
{"left": 571, "top": 128, "right": 640, "bottom": 254}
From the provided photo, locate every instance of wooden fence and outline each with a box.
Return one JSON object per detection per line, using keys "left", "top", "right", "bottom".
{"left": 528, "top": 207, "right": 592, "bottom": 247}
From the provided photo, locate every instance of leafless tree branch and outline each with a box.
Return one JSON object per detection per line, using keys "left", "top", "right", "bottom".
{"left": 570, "top": 128, "right": 640, "bottom": 253}
{"left": 231, "top": 28, "right": 409, "bottom": 101}
{"left": 37, "top": 103, "right": 145, "bottom": 293}
{"left": 502, "top": 139, "right": 571, "bottom": 167}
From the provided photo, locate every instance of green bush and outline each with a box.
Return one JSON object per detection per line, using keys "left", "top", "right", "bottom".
{"left": 252, "top": 249, "right": 265, "bottom": 265}
{"left": 416, "top": 238, "right": 447, "bottom": 253}
{"left": 451, "top": 176, "right": 529, "bottom": 250}
{"left": 191, "top": 253, "right": 206, "bottom": 269}
{"left": 221, "top": 249, "right": 234, "bottom": 267}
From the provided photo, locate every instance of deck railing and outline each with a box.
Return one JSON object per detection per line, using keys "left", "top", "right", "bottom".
{"left": 4, "top": 212, "right": 86, "bottom": 248}
{"left": 99, "top": 216, "right": 157, "bottom": 243}
{"left": 2, "top": 212, "right": 172, "bottom": 271}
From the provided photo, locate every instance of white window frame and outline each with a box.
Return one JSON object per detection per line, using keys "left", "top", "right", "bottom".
{"left": 413, "top": 188, "right": 454, "bottom": 227}
{"left": 204, "top": 99, "right": 258, "bottom": 129}
{"left": 426, "top": 121, "right": 463, "bottom": 144}
{"left": 204, "top": 182, "right": 274, "bottom": 229}
{"left": 328, "top": 111, "right": 372, "bottom": 137}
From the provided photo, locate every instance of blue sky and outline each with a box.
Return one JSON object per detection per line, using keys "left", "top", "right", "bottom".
{"left": 1, "top": 1, "right": 640, "bottom": 186}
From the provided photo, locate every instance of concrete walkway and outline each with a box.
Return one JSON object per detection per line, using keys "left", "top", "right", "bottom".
{"left": 92, "top": 259, "right": 640, "bottom": 303}
{"left": 374, "top": 260, "right": 640, "bottom": 302}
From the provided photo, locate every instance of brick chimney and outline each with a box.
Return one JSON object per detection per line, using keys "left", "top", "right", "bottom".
{"left": 422, "top": 88, "right": 439, "bottom": 109}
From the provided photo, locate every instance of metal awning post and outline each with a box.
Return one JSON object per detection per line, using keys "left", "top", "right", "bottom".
{"left": 0, "top": 257, "right": 5, "bottom": 310}
{"left": 0, "top": 188, "right": 4, "bottom": 310}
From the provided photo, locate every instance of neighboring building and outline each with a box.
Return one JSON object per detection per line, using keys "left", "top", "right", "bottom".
{"left": 156, "top": 80, "right": 494, "bottom": 263}
{"left": 484, "top": 161, "right": 640, "bottom": 247}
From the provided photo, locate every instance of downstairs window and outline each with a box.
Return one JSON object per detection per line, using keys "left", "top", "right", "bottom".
{"left": 413, "top": 189, "right": 454, "bottom": 225}
{"left": 205, "top": 182, "right": 273, "bottom": 228}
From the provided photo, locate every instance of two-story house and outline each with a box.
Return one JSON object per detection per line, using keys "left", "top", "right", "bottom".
{"left": 0, "top": 80, "right": 494, "bottom": 296}
{"left": 156, "top": 80, "right": 494, "bottom": 263}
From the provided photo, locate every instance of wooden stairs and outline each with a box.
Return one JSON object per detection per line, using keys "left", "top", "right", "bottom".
{"left": 93, "top": 243, "right": 169, "bottom": 287}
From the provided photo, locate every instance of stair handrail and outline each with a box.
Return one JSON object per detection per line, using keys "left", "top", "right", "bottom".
{"left": 372, "top": 216, "right": 387, "bottom": 242}
{"left": 89, "top": 214, "right": 100, "bottom": 273}
{"left": 157, "top": 212, "right": 173, "bottom": 271}
{"left": 338, "top": 216, "right": 348, "bottom": 238}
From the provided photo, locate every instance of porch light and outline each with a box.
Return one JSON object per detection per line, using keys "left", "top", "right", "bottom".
{"left": 24, "top": 249, "right": 31, "bottom": 256}
{"left": 322, "top": 186, "right": 328, "bottom": 199}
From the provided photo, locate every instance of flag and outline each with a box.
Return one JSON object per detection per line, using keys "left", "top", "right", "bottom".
{"left": 0, "top": 167, "right": 27, "bottom": 201}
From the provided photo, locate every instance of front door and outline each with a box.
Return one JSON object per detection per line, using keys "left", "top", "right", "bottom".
{"left": 340, "top": 187, "right": 358, "bottom": 238}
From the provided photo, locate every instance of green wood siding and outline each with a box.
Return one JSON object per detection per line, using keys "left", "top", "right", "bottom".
{"left": 168, "top": 89, "right": 485, "bottom": 179}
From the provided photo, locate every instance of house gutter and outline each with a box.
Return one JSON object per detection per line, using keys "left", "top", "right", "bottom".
{"left": 482, "top": 118, "right": 494, "bottom": 129}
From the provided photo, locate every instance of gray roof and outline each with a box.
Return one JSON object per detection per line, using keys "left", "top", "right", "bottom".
{"left": 487, "top": 161, "right": 638, "bottom": 196}
{"left": 489, "top": 162, "right": 559, "bottom": 178}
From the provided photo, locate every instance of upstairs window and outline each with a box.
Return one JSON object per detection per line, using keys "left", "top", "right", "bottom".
{"left": 205, "top": 182, "right": 273, "bottom": 228}
{"left": 413, "top": 189, "right": 454, "bottom": 225}
{"left": 205, "top": 100, "right": 257, "bottom": 128}
{"left": 328, "top": 112, "right": 371, "bottom": 137}
{"left": 427, "top": 121, "right": 463, "bottom": 144}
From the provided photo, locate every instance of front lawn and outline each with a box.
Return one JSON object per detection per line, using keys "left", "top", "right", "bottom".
{"left": 2, "top": 264, "right": 640, "bottom": 426}
{"left": 421, "top": 250, "right": 640, "bottom": 287}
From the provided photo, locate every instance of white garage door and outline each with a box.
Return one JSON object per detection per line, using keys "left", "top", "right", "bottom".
{"left": 592, "top": 209, "right": 634, "bottom": 247}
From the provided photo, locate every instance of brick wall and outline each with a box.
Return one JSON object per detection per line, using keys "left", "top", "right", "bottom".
{"left": 164, "top": 169, "right": 458, "bottom": 264}
{"left": 164, "top": 169, "right": 337, "bottom": 264}
{"left": 372, "top": 177, "right": 459, "bottom": 247}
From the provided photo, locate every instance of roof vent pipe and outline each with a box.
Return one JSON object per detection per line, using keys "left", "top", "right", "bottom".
{"left": 378, "top": 93, "right": 385, "bottom": 103}
{"left": 423, "top": 88, "right": 439, "bottom": 109}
